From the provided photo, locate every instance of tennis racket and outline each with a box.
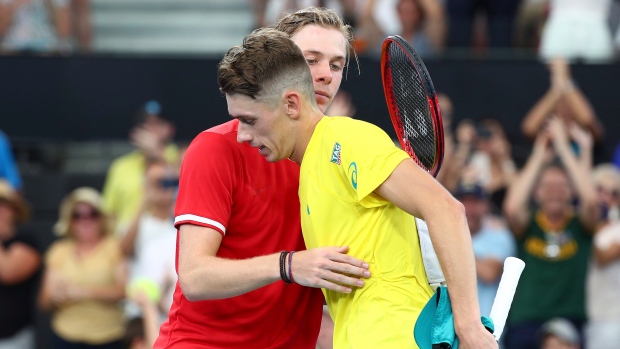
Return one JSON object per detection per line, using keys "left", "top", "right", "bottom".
{"left": 380, "top": 35, "right": 444, "bottom": 177}
{"left": 489, "top": 257, "right": 525, "bottom": 341}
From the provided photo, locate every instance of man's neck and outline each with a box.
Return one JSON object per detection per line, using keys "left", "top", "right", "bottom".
{"left": 290, "top": 108, "right": 324, "bottom": 165}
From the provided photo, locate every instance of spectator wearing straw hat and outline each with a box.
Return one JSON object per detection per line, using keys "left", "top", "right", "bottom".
{"left": 0, "top": 179, "right": 40, "bottom": 349}
{"left": 39, "top": 187, "right": 127, "bottom": 349}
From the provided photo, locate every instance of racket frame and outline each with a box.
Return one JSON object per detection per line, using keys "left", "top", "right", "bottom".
{"left": 380, "top": 35, "right": 444, "bottom": 177}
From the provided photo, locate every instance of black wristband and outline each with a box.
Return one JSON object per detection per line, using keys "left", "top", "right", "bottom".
{"left": 280, "top": 251, "right": 291, "bottom": 284}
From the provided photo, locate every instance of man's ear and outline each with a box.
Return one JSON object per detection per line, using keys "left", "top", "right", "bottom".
{"left": 283, "top": 91, "right": 302, "bottom": 120}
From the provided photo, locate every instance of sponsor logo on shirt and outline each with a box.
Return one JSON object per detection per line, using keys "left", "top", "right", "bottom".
{"left": 348, "top": 162, "right": 358, "bottom": 190}
{"left": 330, "top": 142, "right": 342, "bottom": 165}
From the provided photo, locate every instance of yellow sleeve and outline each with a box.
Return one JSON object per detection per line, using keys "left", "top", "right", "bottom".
{"left": 336, "top": 119, "right": 410, "bottom": 208}
{"left": 101, "top": 160, "right": 120, "bottom": 216}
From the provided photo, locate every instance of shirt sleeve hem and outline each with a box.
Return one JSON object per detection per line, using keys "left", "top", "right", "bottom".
{"left": 174, "top": 214, "right": 226, "bottom": 236}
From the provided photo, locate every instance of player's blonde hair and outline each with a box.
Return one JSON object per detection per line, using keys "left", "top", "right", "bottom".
{"left": 217, "top": 28, "right": 316, "bottom": 108}
{"left": 273, "top": 7, "right": 359, "bottom": 74}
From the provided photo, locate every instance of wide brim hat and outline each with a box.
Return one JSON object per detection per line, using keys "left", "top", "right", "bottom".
{"left": 53, "top": 187, "right": 110, "bottom": 237}
{"left": 0, "top": 179, "right": 29, "bottom": 223}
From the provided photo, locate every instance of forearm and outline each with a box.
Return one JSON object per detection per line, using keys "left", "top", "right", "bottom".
{"left": 120, "top": 206, "right": 145, "bottom": 257}
{"left": 141, "top": 301, "right": 160, "bottom": 349}
{"left": 0, "top": 245, "right": 40, "bottom": 285}
{"left": 421, "top": 0, "right": 446, "bottom": 49}
{"left": 83, "top": 284, "right": 126, "bottom": 302}
{"left": 73, "top": 0, "right": 91, "bottom": 49}
{"left": 522, "top": 89, "right": 561, "bottom": 138}
{"left": 555, "top": 142, "right": 597, "bottom": 206}
{"left": 179, "top": 252, "right": 281, "bottom": 301}
{"left": 594, "top": 243, "right": 620, "bottom": 267}
{"left": 52, "top": 7, "right": 71, "bottom": 40}
{"left": 0, "top": 5, "right": 17, "bottom": 37}
{"left": 563, "top": 88, "right": 602, "bottom": 138}
{"left": 503, "top": 154, "right": 543, "bottom": 221}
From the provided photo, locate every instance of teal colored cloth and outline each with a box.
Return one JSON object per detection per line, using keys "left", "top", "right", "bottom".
{"left": 414, "top": 286, "right": 495, "bottom": 349}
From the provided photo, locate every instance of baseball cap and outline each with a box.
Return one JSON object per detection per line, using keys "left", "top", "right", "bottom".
{"left": 414, "top": 286, "right": 494, "bottom": 349}
{"left": 454, "top": 182, "right": 488, "bottom": 200}
{"left": 539, "top": 318, "right": 580, "bottom": 345}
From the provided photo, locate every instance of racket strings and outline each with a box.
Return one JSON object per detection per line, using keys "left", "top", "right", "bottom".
{"left": 386, "top": 44, "right": 436, "bottom": 171}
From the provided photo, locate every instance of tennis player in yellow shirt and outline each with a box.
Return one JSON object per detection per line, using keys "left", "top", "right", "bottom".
{"left": 217, "top": 28, "right": 498, "bottom": 349}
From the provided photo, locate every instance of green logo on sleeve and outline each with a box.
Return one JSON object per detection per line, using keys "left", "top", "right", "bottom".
{"left": 348, "top": 162, "right": 358, "bottom": 189}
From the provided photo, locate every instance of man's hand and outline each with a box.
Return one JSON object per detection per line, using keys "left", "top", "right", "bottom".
{"left": 456, "top": 323, "right": 499, "bottom": 349}
{"left": 291, "top": 246, "right": 370, "bottom": 293}
{"left": 130, "top": 124, "right": 166, "bottom": 160}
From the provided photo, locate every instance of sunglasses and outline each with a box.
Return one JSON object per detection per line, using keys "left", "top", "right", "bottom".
{"left": 159, "top": 177, "right": 179, "bottom": 189}
{"left": 71, "top": 210, "right": 100, "bottom": 220}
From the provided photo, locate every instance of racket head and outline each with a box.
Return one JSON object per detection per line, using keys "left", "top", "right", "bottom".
{"left": 380, "top": 35, "right": 444, "bottom": 177}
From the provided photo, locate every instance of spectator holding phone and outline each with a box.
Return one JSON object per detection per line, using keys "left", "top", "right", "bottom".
{"left": 120, "top": 160, "right": 177, "bottom": 282}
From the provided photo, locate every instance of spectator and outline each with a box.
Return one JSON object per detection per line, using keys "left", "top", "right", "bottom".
{"left": 471, "top": 119, "right": 517, "bottom": 213}
{"left": 102, "top": 100, "right": 178, "bottom": 233}
{"left": 445, "top": 0, "right": 521, "bottom": 49}
{"left": 455, "top": 181, "right": 516, "bottom": 317}
{"left": 502, "top": 118, "right": 599, "bottom": 349}
{"left": 0, "top": 130, "right": 22, "bottom": 191}
{"left": 539, "top": 0, "right": 614, "bottom": 63}
{"left": 0, "top": 179, "right": 40, "bottom": 349}
{"left": 256, "top": 0, "right": 353, "bottom": 27}
{"left": 0, "top": 0, "right": 71, "bottom": 54}
{"left": 585, "top": 164, "right": 620, "bottom": 349}
{"left": 39, "top": 187, "right": 127, "bottom": 349}
{"left": 355, "top": 0, "right": 445, "bottom": 57}
{"left": 539, "top": 318, "right": 581, "bottom": 349}
{"left": 121, "top": 160, "right": 177, "bottom": 318}
{"left": 442, "top": 118, "right": 517, "bottom": 213}
{"left": 521, "top": 58, "right": 604, "bottom": 143}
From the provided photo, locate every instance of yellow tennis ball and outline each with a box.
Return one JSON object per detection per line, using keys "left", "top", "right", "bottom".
{"left": 127, "top": 277, "right": 161, "bottom": 304}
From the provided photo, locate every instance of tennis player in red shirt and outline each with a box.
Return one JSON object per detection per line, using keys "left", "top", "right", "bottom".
{"left": 154, "top": 8, "right": 369, "bottom": 349}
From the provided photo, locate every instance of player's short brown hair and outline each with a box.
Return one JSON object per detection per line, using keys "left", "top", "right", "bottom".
{"left": 274, "top": 7, "right": 358, "bottom": 72}
{"left": 217, "top": 28, "right": 316, "bottom": 107}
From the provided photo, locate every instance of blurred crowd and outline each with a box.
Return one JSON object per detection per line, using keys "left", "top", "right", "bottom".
{"left": 255, "top": 0, "right": 620, "bottom": 62}
{"left": 1, "top": 102, "right": 181, "bottom": 349}
{"left": 2, "top": 0, "right": 620, "bottom": 61}
{"left": 1, "top": 2, "right": 620, "bottom": 349}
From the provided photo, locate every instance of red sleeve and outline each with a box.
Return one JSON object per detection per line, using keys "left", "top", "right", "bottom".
{"left": 173, "top": 131, "right": 240, "bottom": 235}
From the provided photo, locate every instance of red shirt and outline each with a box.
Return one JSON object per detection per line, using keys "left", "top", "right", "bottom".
{"left": 155, "top": 120, "right": 323, "bottom": 349}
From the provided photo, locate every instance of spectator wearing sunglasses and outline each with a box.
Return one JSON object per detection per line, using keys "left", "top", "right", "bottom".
{"left": 585, "top": 163, "right": 620, "bottom": 349}
{"left": 39, "top": 187, "right": 127, "bottom": 349}
{"left": 121, "top": 160, "right": 177, "bottom": 320}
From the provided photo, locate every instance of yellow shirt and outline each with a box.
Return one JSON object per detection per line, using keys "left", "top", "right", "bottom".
{"left": 102, "top": 146, "right": 178, "bottom": 231}
{"left": 45, "top": 236, "right": 125, "bottom": 344}
{"left": 299, "top": 117, "right": 433, "bottom": 349}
